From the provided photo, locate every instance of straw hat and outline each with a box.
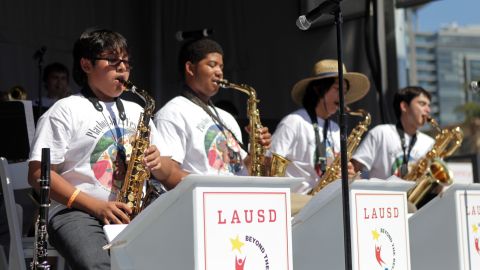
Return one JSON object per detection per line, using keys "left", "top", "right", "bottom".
{"left": 291, "top": 59, "right": 370, "bottom": 106}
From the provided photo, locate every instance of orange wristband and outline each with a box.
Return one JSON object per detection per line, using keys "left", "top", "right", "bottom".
{"left": 66, "top": 188, "right": 81, "bottom": 208}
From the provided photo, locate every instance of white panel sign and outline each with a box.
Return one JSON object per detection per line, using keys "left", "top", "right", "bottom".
{"left": 194, "top": 187, "right": 292, "bottom": 270}
{"left": 457, "top": 191, "right": 480, "bottom": 269}
{"left": 447, "top": 161, "right": 474, "bottom": 184}
{"left": 351, "top": 191, "right": 411, "bottom": 270}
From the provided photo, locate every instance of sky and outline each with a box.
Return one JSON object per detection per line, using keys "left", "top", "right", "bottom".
{"left": 417, "top": 0, "right": 480, "bottom": 32}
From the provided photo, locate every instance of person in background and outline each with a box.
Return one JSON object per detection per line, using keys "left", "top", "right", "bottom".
{"left": 36, "top": 62, "right": 71, "bottom": 107}
{"left": 34, "top": 62, "right": 71, "bottom": 121}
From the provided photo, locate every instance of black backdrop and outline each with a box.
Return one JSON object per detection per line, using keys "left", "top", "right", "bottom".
{"left": 0, "top": 0, "right": 398, "bottom": 134}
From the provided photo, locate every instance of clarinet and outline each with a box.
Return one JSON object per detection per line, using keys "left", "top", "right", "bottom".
{"left": 31, "top": 148, "right": 51, "bottom": 270}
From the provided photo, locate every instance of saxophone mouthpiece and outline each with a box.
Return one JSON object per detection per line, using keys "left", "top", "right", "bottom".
{"left": 215, "top": 79, "right": 229, "bottom": 88}
{"left": 117, "top": 77, "right": 134, "bottom": 89}
{"left": 116, "top": 76, "right": 125, "bottom": 83}
{"left": 425, "top": 115, "right": 434, "bottom": 124}
{"left": 426, "top": 116, "right": 441, "bottom": 131}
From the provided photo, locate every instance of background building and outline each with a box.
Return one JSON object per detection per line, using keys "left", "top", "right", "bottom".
{"left": 404, "top": 9, "right": 480, "bottom": 126}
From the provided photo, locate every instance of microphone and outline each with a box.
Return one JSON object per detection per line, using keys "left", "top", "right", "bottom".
{"left": 296, "top": 0, "right": 341, "bottom": 30}
{"left": 471, "top": 81, "right": 480, "bottom": 93}
{"left": 33, "top": 46, "right": 47, "bottom": 60}
{"left": 175, "top": 29, "right": 213, "bottom": 41}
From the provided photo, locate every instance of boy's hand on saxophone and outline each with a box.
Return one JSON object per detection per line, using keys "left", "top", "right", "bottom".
{"left": 245, "top": 125, "right": 272, "bottom": 149}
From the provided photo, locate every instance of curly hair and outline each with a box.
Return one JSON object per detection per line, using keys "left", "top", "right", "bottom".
{"left": 178, "top": 38, "right": 224, "bottom": 79}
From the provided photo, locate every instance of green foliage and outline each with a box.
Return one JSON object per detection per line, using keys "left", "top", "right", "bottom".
{"left": 455, "top": 102, "right": 480, "bottom": 121}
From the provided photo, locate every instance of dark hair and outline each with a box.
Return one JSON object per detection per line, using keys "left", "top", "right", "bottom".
{"left": 72, "top": 27, "right": 129, "bottom": 86}
{"left": 178, "top": 38, "right": 224, "bottom": 78}
{"left": 302, "top": 77, "right": 336, "bottom": 114}
{"left": 43, "top": 62, "right": 69, "bottom": 83}
{"left": 393, "top": 86, "right": 431, "bottom": 120}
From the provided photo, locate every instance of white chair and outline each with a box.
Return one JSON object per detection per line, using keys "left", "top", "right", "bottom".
{"left": 0, "top": 157, "right": 65, "bottom": 270}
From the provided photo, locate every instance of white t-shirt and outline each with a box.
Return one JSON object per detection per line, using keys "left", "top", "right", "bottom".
{"left": 352, "top": 124, "right": 435, "bottom": 179}
{"left": 154, "top": 96, "right": 247, "bottom": 175}
{"left": 29, "top": 93, "right": 169, "bottom": 216}
{"left": 270, "top": 108, "right": 341, "bottom": 194}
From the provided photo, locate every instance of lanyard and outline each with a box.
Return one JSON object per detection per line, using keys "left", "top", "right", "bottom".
{"left": 395, "top": 122, "right": 417, "bottom": 177}
{"left": 181, "top": 86, "right": 245, "bottom": 151}
{"left": 81, "top": 86, "right": 126, "bottom": 121}
{"left": 308, "top": 110, "right": 329, "bottom": 176}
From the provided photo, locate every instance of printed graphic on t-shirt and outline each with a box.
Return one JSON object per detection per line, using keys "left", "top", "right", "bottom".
{"left": 313, "top": 141, "right": 336, "bottom": 165}
{"left": 391, "top": 154, "right": 414, "bottom": 177}
{"left": 90, "top": 127, "right": 135, "bottom": 193}
{"left": 325, "top": 141, "right": 336, "bottom": 165}
{"left": 204, "top": 124, "right": 242, "bottom": 173}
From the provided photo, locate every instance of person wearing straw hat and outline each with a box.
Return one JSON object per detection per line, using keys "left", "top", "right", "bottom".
{"left": 270, "top": 59, "right": 370, "bottom": 194}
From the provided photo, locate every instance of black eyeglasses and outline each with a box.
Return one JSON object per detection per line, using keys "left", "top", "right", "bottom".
{"left": 93, "top": 57, "right": 132, "bottom": 70}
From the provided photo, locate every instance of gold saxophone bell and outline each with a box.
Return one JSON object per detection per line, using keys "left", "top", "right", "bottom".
{"left": 405, "top": 117, "right": 463, "bottom": 207}
{"left": 8, "top": 85, "right": 28, "bottom": 100}
{"left": 407, "top": 158, "right": 452, "bottom": 206}
{"left": 270, "top": 153, "right": 291, "bottom": 177}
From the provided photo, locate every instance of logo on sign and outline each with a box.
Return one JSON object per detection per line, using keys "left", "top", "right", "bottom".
{"left": 229, "top": 234, "right": 271, "bottom": 270}
{"left": 472, "top": 223, "right": 480, "bottom": 255}
{"left": 371, "top": 228, "right": 397, "bottom": 270}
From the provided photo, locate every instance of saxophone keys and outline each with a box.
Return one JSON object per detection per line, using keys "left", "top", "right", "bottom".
{"left": 127, "top": 201, "right": 134, "bottom": 209}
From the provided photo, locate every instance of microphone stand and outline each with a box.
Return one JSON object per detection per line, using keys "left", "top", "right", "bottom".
{"left": 299, "top": 1, "right": 352, "bottom": 269}
{"left": 333, "top": 6, "right": 353, "bottom": 270}
{"left": 34, "top": 47, "right": 46, "bottom": 117}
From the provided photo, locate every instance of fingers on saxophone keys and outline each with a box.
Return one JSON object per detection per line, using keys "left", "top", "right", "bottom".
{"left": 144, "top": 145, "right": 161, "bottom": 169}
{"left": 148, "top": 160, "right": 162, "bottom": 171}
{"left": 259, "top": 127, "right": 272, "bottom": 147}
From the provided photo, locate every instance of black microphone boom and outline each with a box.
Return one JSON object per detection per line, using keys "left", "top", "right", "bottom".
{"left": 296, "top": 0, "right": 341, "bottom": 30}
{"left": 175, "top": 29, "right": 213, "bottom": 41}
{"left": 33, "top": 46, "right": 47, "bottom": 60}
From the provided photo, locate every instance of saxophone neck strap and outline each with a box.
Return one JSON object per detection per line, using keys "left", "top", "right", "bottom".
{"left": 81, "top": 86, "right": 126, "bottom": 121}
{"left": 307, "top": 109, "right": 328, "bottom": 175}
{"left": 181, "top": 86, "right": 245, "bottom": 151}
{"left": 395, "top": 122, "right": 417, "bottom": 177}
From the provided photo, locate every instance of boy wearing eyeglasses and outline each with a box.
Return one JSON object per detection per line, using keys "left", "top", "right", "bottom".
{"left": 27, "top": 27, "right": 177, "bottom": 269}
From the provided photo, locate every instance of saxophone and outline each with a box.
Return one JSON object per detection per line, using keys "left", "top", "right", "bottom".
{"left": 216, "top": 79, "right": 290, "bottom": 176}
{"left": 405, "top": 117, "right": 464, "bottom": 206}
{"left": 31, "top": 148, "right": 51, "bottom": 270}
{"left": 116, "top": 79, "right": 155, "bottom": 219}
{"left": 308, "top": 109, "right": 371, "bottom": 195}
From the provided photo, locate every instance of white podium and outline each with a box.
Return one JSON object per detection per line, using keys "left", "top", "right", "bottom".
{"left": 292, "top": 179, "right": 414, "bottom": 270}
{"left": 109, "top": 175, "right": 300, "bottom": 270}
{"left": 409, "top": 183, "right": 480, "bottom": 270}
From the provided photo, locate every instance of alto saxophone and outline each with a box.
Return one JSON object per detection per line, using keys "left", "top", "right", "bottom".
{"left": 308, "top": 109, "right": 371, "bottom": 195}
{"left": 116, "top": 79, "right": 155, "bottom": 219}
{"left": 216, "top": 79, "right": 290, "bottom": 176}
{"left": 405, "top": 117, "right": 464, "bottom": 206}
{"left": 31, "top": 148, "right": 51, "bottom": 270}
